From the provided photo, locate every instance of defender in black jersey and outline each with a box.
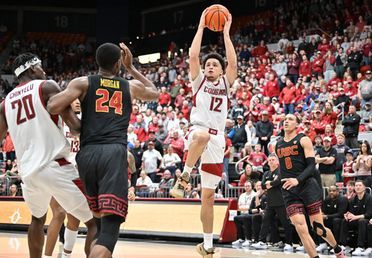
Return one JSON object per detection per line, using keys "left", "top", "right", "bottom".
{"left": 275, "top": 114, "right": 345, "bottom": 258}
{"left": 48, "top": 42, "right": 159, "bottom": 258}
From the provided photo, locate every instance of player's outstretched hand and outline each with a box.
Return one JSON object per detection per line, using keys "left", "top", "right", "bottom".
{"left": 223, "top": 13, "right": 232, "bottom": 35}
{"left": 119, "top": 42, "right": 133, "bottom": 69}
{"left": 281, "top": 178, "right": 299, "bottom": 190}
{"left": 198, "top": 7, "right": 209, "bottom": 29}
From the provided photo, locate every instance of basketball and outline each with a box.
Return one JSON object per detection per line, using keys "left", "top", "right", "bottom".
{"left": 205, "top": 4, "right": 230, "bottom": 32}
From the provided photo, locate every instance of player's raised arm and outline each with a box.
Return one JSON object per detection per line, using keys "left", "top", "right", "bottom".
{"left": 223, "top": 13, "right": 237, "bottom": 85}
{"left": 47, "top": 77, "right": 87, "bottom": 115}
{"left": 44, "top": 80, "right": 82, "bottom": 133}
{"left": 297, "top": 136, "right": 316, "bottom": 183}
{"left": 119, "top": 43, "right": 159, "bottom": 101}
{"left": 189, "top": 8, "right": 208, "bottom": 80}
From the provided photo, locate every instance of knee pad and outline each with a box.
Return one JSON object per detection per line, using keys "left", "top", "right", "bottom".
{"left": 313, "top": 221, "right": 327, "bottom": 238}
{"left": 95, "top": 215, "right": 122, "bottom": 253}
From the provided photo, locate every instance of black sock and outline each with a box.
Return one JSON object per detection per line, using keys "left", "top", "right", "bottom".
{"left": 313, "top": 256, "right": 320, "bottom": 258}
{"left": 333, "top": 245, "right": 342, "bottom": 254}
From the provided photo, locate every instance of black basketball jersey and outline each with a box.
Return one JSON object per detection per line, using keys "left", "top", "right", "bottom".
{"left": 80, "top": 75, "right": 132, "bottom": 147}
{"left": 275, "top": 133, "right": 307, "bottom": 179}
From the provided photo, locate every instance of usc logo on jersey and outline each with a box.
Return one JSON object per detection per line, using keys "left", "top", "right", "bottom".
{"left": 276, "top": 145, "right": 299, "bottom": 158}
{"left": 276, "top": 145, "right": 299, "bottom": 170}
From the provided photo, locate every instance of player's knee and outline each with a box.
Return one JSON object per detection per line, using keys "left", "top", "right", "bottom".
{"left": 293, "top": 222, "right": 308, "bottom": 236}
{"left": 312, "top": 221, "right": 327, "bottom": 237}
{"left": 52, "top": 208, "right": 66, "bottom": 222}
{"left": 95, "top": 215, "right": 122, "bottom": 253}
{"left": 193, "top": 132, "right": 210, "bottom": 145}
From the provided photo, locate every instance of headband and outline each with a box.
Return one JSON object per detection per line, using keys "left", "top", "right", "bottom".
{"left": 14, "top": 57, "right": 41, "bottom": 77}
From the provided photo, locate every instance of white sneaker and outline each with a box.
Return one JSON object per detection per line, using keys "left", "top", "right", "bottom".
{"left": 296, "top": 245, "right": 305, "bottom": 252}
{"left": 251, "top": 241, "right": 268, "bottom": 250}
{"left": 284, "top": 244, "right": 293, "bottom": 252}
{"left": 232, "top": 239, "right": 244, "bottom": 246}
{"left": 242, "top": 240, "right": 251, "bottom": 247}
{"left": 316, "top": 243, "right": 328, "bottom": 253}
{"left": 352, "top": 247, "right": 365, "bottom": 256}
{"left": 361, "top": 248, "right": 372, "bottom": 256}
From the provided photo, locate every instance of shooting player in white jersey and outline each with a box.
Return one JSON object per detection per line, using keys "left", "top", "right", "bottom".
{"left": 170, "top": 8, "right": 237, "bottom": 257}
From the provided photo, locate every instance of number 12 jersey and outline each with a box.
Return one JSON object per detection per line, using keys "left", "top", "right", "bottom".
{"left": 190, "top": 70, "right": 230, "bottom": 132}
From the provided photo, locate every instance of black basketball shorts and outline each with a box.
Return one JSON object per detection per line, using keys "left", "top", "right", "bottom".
{"left": 76, "top": 143, "right": 128, "bottom": 219}
{"left": 282, "top": 177, "right": 323, "bottom": 217}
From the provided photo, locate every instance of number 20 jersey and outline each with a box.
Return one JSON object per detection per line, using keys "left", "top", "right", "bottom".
{"left": 190, "top": 70, "right": 230, "bottom": 132}
{"left": 4, "top": 80, "right": 70, "bottom": 179}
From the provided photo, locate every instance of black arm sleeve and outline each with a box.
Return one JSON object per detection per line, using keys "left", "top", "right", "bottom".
{"left": 296, "top": 157, "right": 316, "bottom": 183}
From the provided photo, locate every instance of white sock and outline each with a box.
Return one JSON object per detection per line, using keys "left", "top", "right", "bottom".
{"left": 63, "top": 228, "right": 78, "bottom": 252}
{"left": 44, "top": 256, "right": 52, "bottom": 258}
{"left": 183, "top": 165, "right": 192, "bottom": 175}
{"left": 203, "top": 233, "right": 213, "bottom": 249}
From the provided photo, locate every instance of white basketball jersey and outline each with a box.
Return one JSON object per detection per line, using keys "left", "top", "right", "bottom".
{"left": 4, "top": 80, "right": 70, "bottom": 179}
{"left": 62, "top": 113, "right": 81, "bottom": 166}
{"left": 190, "top": 70, "right": 230, "bottom": 132}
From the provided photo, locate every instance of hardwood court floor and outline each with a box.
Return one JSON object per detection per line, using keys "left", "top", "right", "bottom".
{"left": 0, "top": 232, "right": 336, "bottom": 258}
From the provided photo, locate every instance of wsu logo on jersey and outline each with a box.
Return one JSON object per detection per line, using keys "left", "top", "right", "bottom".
{"left": 203, "top": 86, "right": 227, "bottom": 96}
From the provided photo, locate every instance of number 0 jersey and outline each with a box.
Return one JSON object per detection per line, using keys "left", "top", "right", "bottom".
{"left": 275, "top": 133, "right": 307, "bottom": 179}
{"left": 190, "top": 70, "right": 230, "bottom": 132}
{"left": 80, "top": 75, "right": 132, "bottom": 147}
{"left": 4, "top": 80, "right": 70, "bottom": 179}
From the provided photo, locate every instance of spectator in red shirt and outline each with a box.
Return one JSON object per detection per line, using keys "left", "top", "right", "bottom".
{"left": 344, "top": 80, "right": 358, "bottom": 101}
{"left": 279, "top": 79, "right": 297, "bottom": 114}
{"left": 174, "top": 88, "right": 186, "bottom": 109}
{"left": 322, "top": 124, "right": 337, "bottom": 146}
{"left": 261, "top": 97, "right": 275, "bottom": 120}
{"left": 299, "top": 54, "right": 312, "bottom": 79}
{"left": 312, "top": 51, "right": 325, "bottom": 77}
{"left": 148, "top": 116, "right": 160, "bottom": 133}
{"left": 164, "top": 131, "right": 184, "bottom": 158}
{"left": 238, "top": 164, "right": 254, "bottom": 186}
{"left": 303, "top": 119, "right": 317, "bottom": 143}
{"left": 322, "top": 102, "right": 338, "bottom": 128}
{"left": 254, "top": 40, "right": 268, "bottom": 57}
{"left": 158, "top": 86, "right": 171, "bottom": 107}
{"left": 312, "top": 110, "right": 326, "bottom": 135}
{"left": 133, "top": 114, "right": 148, "bottom": 142}
{"left": 3, "top": 133, "right": 15, "bottom": 161}
{"left": 317, "top": 38, "right": 330, "bottom": 55}
{"left": 181, "top": 100, "right": 190, "bottom": 121}
{"left": 287, "top": 53, "right": 300, "bottom": 84}
{"left": 247, "top": 144, "right": 268, "bottom": 178}
{"left": 263, "top": 73, "right": 280, "bottom": 98}
{"left": 130, "top": 104, "right": 140, "bottom": 124}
